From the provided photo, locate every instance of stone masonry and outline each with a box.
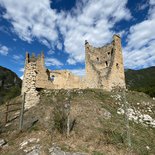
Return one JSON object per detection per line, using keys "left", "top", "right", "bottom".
{"left": 22, "top": 34, "right": 126, "bottom": 108}
{"left": 22, "top": 53, "right": 40, "bottom": 109}
{"left": 85, "top": 34, "right": 125, "bottom": 89}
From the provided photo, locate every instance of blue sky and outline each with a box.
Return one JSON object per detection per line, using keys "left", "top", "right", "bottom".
{"left": 0, "top": 0, "right": 155, "bottom": 79}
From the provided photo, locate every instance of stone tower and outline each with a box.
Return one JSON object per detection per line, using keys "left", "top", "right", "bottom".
{"left": 21, "top": 52, "right": 50, "bottom": 109}
{"left": 85, "top": 34, "right": 126, "bottom": 90}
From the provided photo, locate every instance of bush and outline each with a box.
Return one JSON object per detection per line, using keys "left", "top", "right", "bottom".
{"left": 53, "top": 102, "right": 68, "bottom": 134}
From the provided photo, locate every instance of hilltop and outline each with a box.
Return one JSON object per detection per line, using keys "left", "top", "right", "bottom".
{"left": 0, "top": 66, "right": 155, "bottom": 154}
{"left": 0, "top": 89, "right": 155, "bottom": 155}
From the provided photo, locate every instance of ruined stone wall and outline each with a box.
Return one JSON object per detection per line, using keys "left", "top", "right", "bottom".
{"left": 49, "top": 70, "right": 85, "bottom": 89}
{"left": 22, "top": 34, "right": 126, "bottom": 108}
{"left": 85, "top": 34, "right": 126, "bottom": 90}
{"left": 108, "top": 35, "right": 126, "bottom": 90}
{"left": 22, "top": 53, "right": 85, "bottom": 108}
{"left": 21, "top": 53, "right": 40, "bottom": 109}
{"left": 35, "top": 53, "right": 55, "bottom": 89}
{"left": 85, "top": 42, "right": 113, "bottom": 89}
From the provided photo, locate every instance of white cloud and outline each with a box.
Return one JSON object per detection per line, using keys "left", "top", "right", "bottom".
{"left": 45, "top": 57, "right": 63, "bottom": 67}
{"left": 20, "top": 75, "right": 23, "bottom": 80}
{"left": 0, "top": 0, "right": 58, "bottom": 46}
{"left": 47, "top": 49, "right": 54, "bottom": 55}
{"left": 56, "top": 41, "right": 63, "bottom": 50}
{"left": 69, "top": 68, "right": 85, "bottom": 77}
{"left": 123, "top": 1, "right": 155, "bottom": 69}
{"left": 58, "top": 0, "right": 131, "bottom": 64}
{"left": 0, "top": 44, "right": 9, "bottom": 55}
{"left": 0, "top": 0, "right": 131, "bottom": 64}
{"left": 136, "top": 1, "right": 149, "bottom": 11}
{"left": 13, "top": 54, "right": 23, "bottom": 60}
{"left": 2, "top": 0, "right": 154, "bottom": 70}
{"left": 150, "top": 0, "right": 155, "bottom": 5}
{"left": 19, "top": 67, "right": 24, "bottom": 72}
{"left": 67, "top": 58, "right": 76, "bottom": 65}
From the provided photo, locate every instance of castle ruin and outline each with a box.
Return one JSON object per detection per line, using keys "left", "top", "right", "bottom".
{"left": 22, "top": 34, "right": 126, "bottom": 109}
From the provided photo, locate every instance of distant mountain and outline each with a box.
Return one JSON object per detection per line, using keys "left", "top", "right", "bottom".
{"left": 0, "top": 66, "right": 22, "bottom": 104}
{"left": 125, "top": 66, "right": 155, "bottom": 97}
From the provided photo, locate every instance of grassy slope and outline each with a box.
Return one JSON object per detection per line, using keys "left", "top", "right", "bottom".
{"left": 0, "top": 89, "right": 155, "bottom": 155}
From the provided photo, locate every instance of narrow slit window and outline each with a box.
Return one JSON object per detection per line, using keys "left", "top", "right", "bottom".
{"left": 97, "top": 57, "right": 99, "bottom": 61}
{"left": 105, "top": 61, "right": 108, "bottom": 67}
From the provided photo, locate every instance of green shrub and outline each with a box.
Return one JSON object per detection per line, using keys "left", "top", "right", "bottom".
{"left": 53, "top": 102, "right": 68, "bottom": 134}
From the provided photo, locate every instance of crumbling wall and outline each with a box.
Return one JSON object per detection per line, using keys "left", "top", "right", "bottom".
{"left": 85, "top": 42, "right": 113, "bottom": 89}
{"left": 22, "top": 53, "right": 86, "bottom": 109}
{"left": 21, "top": 53, "right": 40, "bottom": 109}
{"left": 85, "top": 34, "right": 126, "bottom": 90}
{"left": 49, "top": 70, "right": 85, "bottom": 89}
{"left": 35, "top": 53, "right": 55, "bottom": 89}
{"left": 108, "top": 35, "right": 126, "bottom": 90}
{"left": 22, "top": 34, "right": 126, "bottom": 109}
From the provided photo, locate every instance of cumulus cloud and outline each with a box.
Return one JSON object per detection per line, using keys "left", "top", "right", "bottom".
{"left": 0, "top": 0, "right": 131, "bottom": 64}
{"left": 67, "top": 58, "right": 77, "bottom": 65}
{"left": 123, "top": 1, "right": 155, "bottom": 69}
{"left": 58, "top": 0, "right": 131, "bottom": 63}
{"left": 69, "top": 68, "right": 85, "bottom": 77}
{"left": 0, "top": 0, "right": 58, "bottom": 46}
{"left": 0, "top": 44, "right": 9, "bottom": 55}
{"left": 2, "top": 0, "right": 154, "bottom": 70}
{"left": 13, "top": 54, "right": 23, "bottom": 60}
{"left": 45, "top": 57, "right": 63, "bottom": 67}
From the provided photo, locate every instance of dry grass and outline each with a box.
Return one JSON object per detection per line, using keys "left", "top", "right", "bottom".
{"left": 0, "top": 89, "right": 155, "bottom": 154}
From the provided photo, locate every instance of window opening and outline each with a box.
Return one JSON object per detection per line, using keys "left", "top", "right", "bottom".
{"left": 51, "top": 75, "right": 55, "bottom": 81}
{"left": 116, "top": 63, "right": 119, "bottom": 69}
{"left": 105, "top": 61, "right": 108, "bottom": 67}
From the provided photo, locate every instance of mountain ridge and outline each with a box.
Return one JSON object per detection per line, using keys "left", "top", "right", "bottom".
{"left": 125, "top": 66, "right": 155, "bottom": 97}
{"left": 0, "top": 66, "right": 22, "bottom": 104}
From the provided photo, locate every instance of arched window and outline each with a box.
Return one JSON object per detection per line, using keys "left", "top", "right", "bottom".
{"left": 97, "top": 57, "right": 99, "bottom": 61}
